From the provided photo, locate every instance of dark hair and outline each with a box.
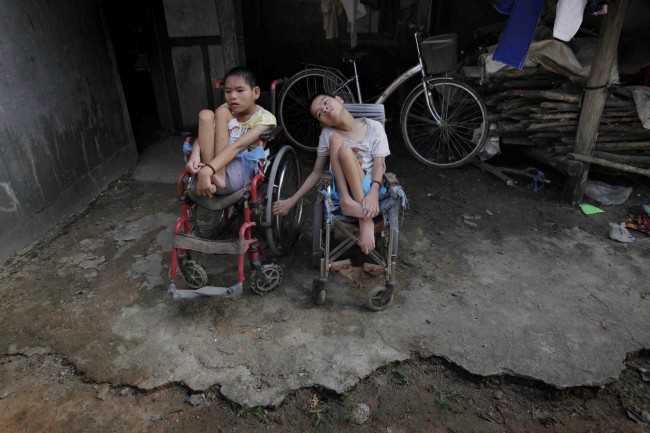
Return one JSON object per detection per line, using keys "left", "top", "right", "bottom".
{"left": 308, "top": 93, "right": 336, "bottom": 115}
{"left": 224, "top": 66, "right": 257, "bottom": 88}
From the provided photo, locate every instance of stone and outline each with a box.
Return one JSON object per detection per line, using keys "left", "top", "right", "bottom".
{"left": 351, "top": 403, "right": 370, "bottom": 424}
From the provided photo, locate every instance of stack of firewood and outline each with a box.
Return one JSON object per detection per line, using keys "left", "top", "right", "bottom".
{"left": 479, "top": 68, "right": 650, "bottom": 175}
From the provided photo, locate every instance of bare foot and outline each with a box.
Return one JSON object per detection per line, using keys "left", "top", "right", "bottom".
{"left": 358, "top": 217, "right": 375, "bottom": 255}
{"left": 210, "top": 173, "right": 227, "bottom": 190}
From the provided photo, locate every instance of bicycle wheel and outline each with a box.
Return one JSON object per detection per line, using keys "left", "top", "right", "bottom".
{"left": 265, "top": 145, "right": 303, "bottom": 255}
{"left": 278, "top": 68, "right": 355, "bottom": 152}
{"left": 400, "top": 78, "right": 488, "bottom": 168}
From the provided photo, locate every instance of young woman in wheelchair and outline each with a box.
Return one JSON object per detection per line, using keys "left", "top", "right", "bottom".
{"left": 273, "top": 94, "right": 389, "bottom": 255}
{"left": 185, "top": 66, "right": 276, "bottom": 198}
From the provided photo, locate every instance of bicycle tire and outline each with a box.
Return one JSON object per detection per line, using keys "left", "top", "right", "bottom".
{"left": 278, "top": 68, "right": 355, "bottom": 152}
{"left": 400, "top": 78, "right": 488, "bottom": 168}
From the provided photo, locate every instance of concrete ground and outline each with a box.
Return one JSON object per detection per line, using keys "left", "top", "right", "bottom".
{"left": 1, "top": 135, "right": 648, "bottom": 408}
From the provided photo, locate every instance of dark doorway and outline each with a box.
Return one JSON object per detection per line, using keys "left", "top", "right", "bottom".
{"left": 103, "top": 0, "right": 166, "bottom": 152}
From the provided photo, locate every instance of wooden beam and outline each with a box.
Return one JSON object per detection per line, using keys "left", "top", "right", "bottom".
{"left": 592, "top": 151, "right": 650, "bottom": 167}
{"left": 569, "top": 153, "right": 650, "bottom": 177}
{"left": 572, "top": 0, "right": 629, "bottom": 201}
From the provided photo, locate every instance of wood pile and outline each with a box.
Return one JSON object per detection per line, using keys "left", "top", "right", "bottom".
{"left": 478, "top": 68, "right": 650, "bottom": 179}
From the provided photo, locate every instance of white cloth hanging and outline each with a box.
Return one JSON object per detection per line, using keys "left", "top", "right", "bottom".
{"left": 553, "top": 0, "right": 589, "bottom": 41}
{"left": 342, "top": 0, "right": 366, "bottom": 48}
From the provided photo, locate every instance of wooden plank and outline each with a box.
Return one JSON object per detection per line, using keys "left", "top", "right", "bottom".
{"left": 531, "top": 112, "right": 578, "bottom": 120}
{"left": 598, "top": 135, "right": 650, "bottom": 143}
{"left": 595, "top": 141, "right": 650, "bottom": 151}
{"left": 552, "top": 142, "right": 650, "bottom": 151}
{"left": 510, "top": 89, "right": 581, "bottom": 102}
{"left": 540, "top": 102, "right": 580, "bottom": 111}
{"left": 471, "top": 160, "right": 515, "bottom": 187}
{"left": 570, "top": 153, "right": 650, "bottom": 177}
{"left": 592, "top": 151, "right": 650, "bottom": 167}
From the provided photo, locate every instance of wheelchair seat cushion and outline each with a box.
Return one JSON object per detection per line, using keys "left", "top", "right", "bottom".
{"left": 186, "top": 181, "right": 248, "bottom": 211}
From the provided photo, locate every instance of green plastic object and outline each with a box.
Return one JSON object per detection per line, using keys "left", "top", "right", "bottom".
{"left": 579, "top": 203, "right": 605, "bottom": 215}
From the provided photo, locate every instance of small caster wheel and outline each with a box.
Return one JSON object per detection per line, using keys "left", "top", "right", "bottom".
{"left": 182, "top": 260, "right": 208, "bottom": 289}
{"left": 250, "top": 264, "right": 283, "bottom": 295}
{"left": 312, "top": 278, "right": 326, "bottom": 306}
{"left": 366, "top": 285, "right": 394, "bottom": 312}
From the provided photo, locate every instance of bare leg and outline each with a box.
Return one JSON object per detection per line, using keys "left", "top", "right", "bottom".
{"left": 197, "top": 107, "right": 230, "bottom": 189}
{"left": 197, "top": 109, "right": 216, "bottom": 161}
{"left": 329, "top": 137, "right": 375, "bottom": 255}
{"left": 211, "top": 106, "right": 231, "bottom": 189}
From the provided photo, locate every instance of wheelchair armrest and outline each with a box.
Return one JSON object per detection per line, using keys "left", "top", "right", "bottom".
{"left": 259, "top": 126, "right": 284, "bottom": 143}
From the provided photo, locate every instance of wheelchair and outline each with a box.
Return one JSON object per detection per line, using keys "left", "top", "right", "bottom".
{"left": 168, "top": 79, "right": 303, "bottom": 300}
{"left": 310, "top": 104, "right": 407, "bottom": 311}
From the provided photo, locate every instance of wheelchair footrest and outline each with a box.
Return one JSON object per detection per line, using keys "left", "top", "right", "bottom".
{"left": 329, "top": 259, "right": 387, "bottom": 289}
{"left": 363, "top": 263, "right": 386, "bottom": 276}
{"left": 168, "top": 282, "right": 243, "bottom": 300}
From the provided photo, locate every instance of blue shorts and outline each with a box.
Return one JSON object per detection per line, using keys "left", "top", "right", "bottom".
{"left": 329, "top": 171, "right": 387, "bottom": 206}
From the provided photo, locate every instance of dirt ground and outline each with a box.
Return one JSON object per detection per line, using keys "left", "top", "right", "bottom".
{"left": 0, "top": 350, "right": 648, "bottom": 433}
{"left": 1, "top": 139, "right": 649, "bottom": 432}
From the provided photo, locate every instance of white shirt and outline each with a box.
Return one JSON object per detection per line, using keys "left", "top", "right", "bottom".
{"left": 316, "top": 117, "right": 390, "bottom": 171}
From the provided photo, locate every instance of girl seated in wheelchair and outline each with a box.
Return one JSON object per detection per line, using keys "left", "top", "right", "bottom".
{"left": 185, "top": 66, "right": 276, "bottom": 198}
{"left": 273, "top": 94, "right": 389, "bottom": 255}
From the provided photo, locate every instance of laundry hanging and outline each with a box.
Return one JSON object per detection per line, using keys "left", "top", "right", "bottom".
{"left": 321, "top": 0, "right": 340, "bottom": 39}
{"left": 492, "top": 0, "right": 547, "bottom": 70}
{"left": 342, "top": 0, "right": 367, "bottom": 48}
{"left": 553, "top": 0, "right": 589, "bottom": 41}
{"left": 553, "top": 0, "right": 610, "bottom": 41}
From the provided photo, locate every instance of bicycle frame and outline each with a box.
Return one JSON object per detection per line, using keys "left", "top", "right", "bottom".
{"left": 357, "top": 31, "right": 443, "bottom": 123}
{"left": 303, "top": 30, "right": 433, "bottom": 110}
{"left": 278, "top": 28, "right": 488, "bottom": 166}
{"left": 374, "top": 64, "right": 421, "bottom": 105}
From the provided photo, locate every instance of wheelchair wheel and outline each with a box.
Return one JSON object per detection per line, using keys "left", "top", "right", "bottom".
{"left": 311, "top": 197, "right": 325, "bottom": 270}
{"left": 182, "top": 260, "right": 208, "bottom": 289}
{"left": 265, "top": 145, "right": 303, "bottom": 256}
{"left": 250, "top": 264, "right": 283, "bottom": 295}
{"left": 366, "top": 285, "right": 394, "bottom": 312}
{"left": 400, "top": 78, "right": 488, "bottom": 168}
{"left": 312, "top": 278, "right": 326, "bottom": 305}
{"left": 278, "top": 68, "right": 355, "bottom": 151}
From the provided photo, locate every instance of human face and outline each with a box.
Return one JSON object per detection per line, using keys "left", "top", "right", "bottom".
{"left": 310, "top": 95, "right": 343, "bottom": 125}
{"left": 224, "top": 75, "right": 259, "bottom": 116}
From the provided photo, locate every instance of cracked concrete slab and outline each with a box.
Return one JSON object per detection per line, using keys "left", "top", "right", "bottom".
{"left": 1, "top": 136, "right": 648, "bottom": 408}
{"left": 105, "top": 223, "right": 648, "bottom": 406}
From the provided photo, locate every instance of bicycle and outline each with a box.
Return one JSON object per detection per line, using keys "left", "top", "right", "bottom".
{"left": 277, "top": 28, "right": 489, "bottom": 168}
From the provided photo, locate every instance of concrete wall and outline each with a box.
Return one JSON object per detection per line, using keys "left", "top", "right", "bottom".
{"left": 0, "top": 0, "right": 138, "bottom": 263}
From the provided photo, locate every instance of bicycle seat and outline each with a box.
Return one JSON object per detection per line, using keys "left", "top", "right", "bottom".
{"left": 343, "top": 50, "right": 369, "bottom": 61}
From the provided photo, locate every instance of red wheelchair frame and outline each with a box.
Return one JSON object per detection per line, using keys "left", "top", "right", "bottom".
{"left": 168, "top": 79, "right": 303, "bottom": 300}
